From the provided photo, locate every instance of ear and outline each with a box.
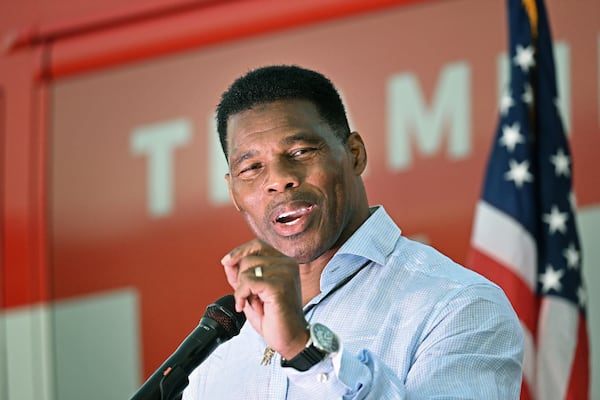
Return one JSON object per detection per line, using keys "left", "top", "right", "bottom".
{"left": 225, "top": 173, "right": 241, "bottom": 211}
{"left": 346, "top": 131, "right": 367, "bottom": 175}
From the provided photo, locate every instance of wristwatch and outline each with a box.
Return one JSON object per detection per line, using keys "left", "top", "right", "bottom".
{"left": 281, "top": 322, "right": 340, "bottom": 371}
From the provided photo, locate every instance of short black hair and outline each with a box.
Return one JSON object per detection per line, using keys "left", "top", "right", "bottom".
{"left": 216, "top": 65, "right": 352, "bottom": 160}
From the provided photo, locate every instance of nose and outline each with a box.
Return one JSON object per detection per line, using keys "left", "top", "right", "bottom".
{"left": 264, "top": 158, "right": 300, "bottom": 193}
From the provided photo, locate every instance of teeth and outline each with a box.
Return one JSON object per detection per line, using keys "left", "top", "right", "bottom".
{"left": 277, "top": 214, "right": 295, "bottom": 224}
{"left": 275, "top": 205, "right": 312, "bottom": 224}
{"left": 276, "top": 211, "right": 301, "bottom": 224}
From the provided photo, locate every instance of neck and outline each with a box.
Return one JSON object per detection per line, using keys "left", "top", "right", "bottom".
{"left": 298, "top": 203, "right": 373, "bottom": 305}
{"left": 298, "top": 260, "right": 326, "bottom": 306}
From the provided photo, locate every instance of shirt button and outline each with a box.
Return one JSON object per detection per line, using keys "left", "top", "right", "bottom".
{"left": 317, "top": 372, "right": 329, "bottom": 383}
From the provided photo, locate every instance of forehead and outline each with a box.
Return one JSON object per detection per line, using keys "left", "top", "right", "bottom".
{"left": 226, "top": 99, "right": 332, "bottom": 151}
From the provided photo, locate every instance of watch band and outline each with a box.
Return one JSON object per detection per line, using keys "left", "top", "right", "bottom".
{"left": 280, "top": 344, "right": 326, "bottom": 371}
{"left": 281, "top": 323, "right": 338, "bottom": 372}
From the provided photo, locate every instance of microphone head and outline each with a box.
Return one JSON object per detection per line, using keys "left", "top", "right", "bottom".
{"left": 204, "top": 294, "right": 246, "bottom": 340}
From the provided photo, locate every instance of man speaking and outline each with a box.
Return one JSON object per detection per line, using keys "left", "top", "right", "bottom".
{"left": 181, "top": 65, "right": 524, "bottom": 399}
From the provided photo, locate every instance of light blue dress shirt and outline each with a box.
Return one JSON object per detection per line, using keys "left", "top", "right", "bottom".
{"left": 183, "top": 206, "right": 524, "bottom": 399}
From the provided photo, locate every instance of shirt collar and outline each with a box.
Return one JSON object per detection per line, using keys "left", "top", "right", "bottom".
{"left": 316, "top": 205, "right": 402, "bottom": 297}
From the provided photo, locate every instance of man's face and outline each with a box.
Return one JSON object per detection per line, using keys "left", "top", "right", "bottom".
{"left": 225, "top": 99, "right": 365, "bottom": 264}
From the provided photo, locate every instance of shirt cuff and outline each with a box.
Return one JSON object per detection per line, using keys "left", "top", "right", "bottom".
{"left": 283, "top": 344, "right": 371, "bottom": 397}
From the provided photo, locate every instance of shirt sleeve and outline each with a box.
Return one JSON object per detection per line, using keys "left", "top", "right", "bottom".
{"left": 284, "top": 284, "right": 524, "bottom": 399}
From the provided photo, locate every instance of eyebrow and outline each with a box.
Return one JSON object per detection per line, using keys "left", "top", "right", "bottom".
{"left": 230, "top": 149, "right": 258, "bottom": 170}
{"left": 281, "top": 133, "right": 324, "bottom": 146}
{"left": 230, "top": 132, "right": 325, "bottom": 169}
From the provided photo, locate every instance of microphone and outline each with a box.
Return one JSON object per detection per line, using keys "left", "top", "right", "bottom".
{"left": 130, "top": 294, "right": 246, "bottom": 400}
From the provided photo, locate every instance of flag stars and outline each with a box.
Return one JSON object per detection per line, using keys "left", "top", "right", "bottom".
{"left": 543, "top": 205, "right": 569, "bottom": 234}
{"left": 550, "top": 148, "right": 571, "bottom": 177}
{"left": 500, "top": 90, "right": 515, "bottom": 115}
{"left": 563, "top": 243, "right": 581, "bottom": 269}
{"left": 539, "top": 264, "right": 564, "bottom": 293}
{"left": 504, "top": 159, "right": 533, "bottom": 187}
{"left": 513, "top": 44, "right": 535, "bottom": 72}
{"left": 499, "top": 122, "right": 525, "bottom": 152}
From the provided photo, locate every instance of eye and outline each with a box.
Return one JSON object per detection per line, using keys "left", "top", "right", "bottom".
{"left": 237, "top": 162, "right": 263, "bottom": 177}
{"left": 290, "top": 147, "right": 317, "bottom": 159}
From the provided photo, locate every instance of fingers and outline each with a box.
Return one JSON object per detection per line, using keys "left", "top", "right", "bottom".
{"left": 222, "top": 238, "right": 278, "bottom": 267}
{"left": 244, "top": 293, "right": 264, "bottom": 316}
{"left": 219, "top": 239, "right": 308, "bottom": 354}
{"left": 221, "top": 238, "right": 280, "bottom": 286}
{"left": 229, "top": 255, "right": 278, "bottom": 312}
{"left": 232, "top": 260, "right": 264, "bottom": 312}
{"left": 221, "top": 239, "right": 271, "bottom": 312}
{"left": 220, "top": 239, "right": 298, "bottom": 314}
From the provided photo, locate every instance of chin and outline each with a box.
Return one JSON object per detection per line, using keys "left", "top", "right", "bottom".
{"left": 275, "top": 241, "right": 317, "bottom": 264}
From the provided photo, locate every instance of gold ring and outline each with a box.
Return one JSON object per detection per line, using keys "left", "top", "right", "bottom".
{"left": 254, "top": 266, "right": 263, "bottom": 278}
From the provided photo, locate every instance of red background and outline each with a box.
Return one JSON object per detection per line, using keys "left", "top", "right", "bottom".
{"left": 1, "top": 0, "right": 599, "bottom": 385}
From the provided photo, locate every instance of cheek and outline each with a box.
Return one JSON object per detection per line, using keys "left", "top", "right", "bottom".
{"left": 232, "top": 188, "right": 261, "bottom": 213}
{"left": 231, "top": 185, "right": 272, "bottom": 229}
{"left": 310, "top": 163, "right": 340, "bottom": 185}
{"left": 237, "top": 195, "right": 266, "bottom": 236}
{"left": 318, "top": 166, "right": 347, "bottom": 199}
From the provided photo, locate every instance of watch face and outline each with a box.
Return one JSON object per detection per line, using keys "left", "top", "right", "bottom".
{"left": 312, "top": 323, "right": 340, "bottom": 353}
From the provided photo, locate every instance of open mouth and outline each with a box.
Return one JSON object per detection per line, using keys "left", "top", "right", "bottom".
{"left": 271, "top": 202, "right": 316, "bottom": 235}
{"left": 275, "top": 206, "right": 313, "bottom": 225}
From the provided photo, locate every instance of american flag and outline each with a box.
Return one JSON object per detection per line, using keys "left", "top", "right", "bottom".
{"left": 467, "top": 0, "right": 590, "bottom": 399}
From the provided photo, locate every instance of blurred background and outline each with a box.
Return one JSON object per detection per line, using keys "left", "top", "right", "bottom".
{"left": 0, "top": 0, "right": 598, "bottom": 399}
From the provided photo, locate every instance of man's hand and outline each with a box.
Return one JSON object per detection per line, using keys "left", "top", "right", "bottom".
{"left": 221, "top": 238, "right": 309, "bottom": 359}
